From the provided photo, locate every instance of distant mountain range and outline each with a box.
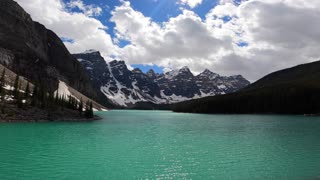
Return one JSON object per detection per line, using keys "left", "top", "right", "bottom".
{"left": 0, "top": 0, "right": 250, "bottom": 115}
{"left": 73, "top": 50, "right": 250, "bottom": 107}
{"left": 173, "top": 60, "right": 320, "bottom": 114}
{"left": 0, "top": 0, "right": 317, "bottom": 116}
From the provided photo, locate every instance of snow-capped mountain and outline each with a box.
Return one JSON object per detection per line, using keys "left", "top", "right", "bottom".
{"left": 73, "top": 50, "right": 250, "bottom": 107}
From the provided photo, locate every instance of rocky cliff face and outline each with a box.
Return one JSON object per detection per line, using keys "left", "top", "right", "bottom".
{"left": 0, "top": 0, "right": 95, "bottom": 98}
{"left": 74, "top": 51, "right": 250, "bottom": 107}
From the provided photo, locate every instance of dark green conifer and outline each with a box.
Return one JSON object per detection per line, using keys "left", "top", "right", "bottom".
{"left": 25, "top": 82, "right": 30, "bottom": 99}
{"left": 55, "top": 92, "right": 59, "bottom": 104}
{"left": 31, "top": 83, "right": 38, "bottom": 106}
{"left": 68, "top": 95, "right": 72, "bottom": 109}
{"left": 78, "top": 98, "right": 83, "bottom": 115}
{"left": 85, "top": 100, "right": 90, "bottom": 118}
{"left": 89, "top": 101, "right": 94, "bottom": 118}
{"left": 74, "top": 99, "right": 78, "bottom": 110}
{"left": 39, "top": 83, "right": 46, "bottom": 109}
{"left": 0, "top": 70, "right": 5, "bottom": 113}
{"left": 0, "top": 69, "right": 5, "bottom": 93}
{"left": 13, "top": 75, "right": 19, "bottom": 98}
{"left": 17, "top": 92, "right": 23, "bottom": 109}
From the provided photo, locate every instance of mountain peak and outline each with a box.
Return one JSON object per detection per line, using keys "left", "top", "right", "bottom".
{"left": 110, "top": 60, "right": 125, "bottom": 64}
{"left": 164, "top": 69, "right": 179, "bottom": 79}
{"left": 147, "top": 69, "right": 155, "bottom": 74}
{"left": 132, "top": 68, "right": 143, "bottom": 73}
{"left": 179, "top": 66, "right": 191, "bottom": 72}
{"left": 231, "top": 75, "right": 245, "bottom": 79}
{"left": 77, "top": 52, "right": 250, "bottom": 106}
{"left": 146, "top": 69, "right": 157, "bottom": 78}
{"left": 203, "top": 69, "right": 212, "bottom": 74}
{"left": 81, "top": 49, "right": 100, "bottom": 54}
{"left": 164, "top": 66, "right": 193, "bottom": 79}
{"left": 198, "top": 68, "right": 219, "bottom": 79}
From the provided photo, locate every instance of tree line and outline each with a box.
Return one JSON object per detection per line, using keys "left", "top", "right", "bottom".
{"left": 173, "top": 84, "right": 320, "bottom": 115}
{"left": 0, "top": 69, "right": 94, "bottom": 118}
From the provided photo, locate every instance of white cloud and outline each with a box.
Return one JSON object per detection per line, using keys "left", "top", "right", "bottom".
{"left": 15, "top": 0, "right": 320, "bottom": 81}
{"left": 15, "top": 0, "right": 118, "bottom": 60}
{"left": 111, "top": 1, "right": 233, "bottom": 74}
{"left": 67, "top": 0, "right": 102, "bottom": 17}
{"left": 209, "top": 0, "right": 320, "bottom": 80}
{"left": 178, "top": 0, "right": 203, "bottom": 8}
{"left": 111, "top": 0, "right": 320, "bottom": 81}
{"left": 208, "top": 2, "right": 238, "bottom": 18}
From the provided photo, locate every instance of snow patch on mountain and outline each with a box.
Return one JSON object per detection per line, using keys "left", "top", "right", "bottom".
{"left": 164, "top": 69, "right": 179, "bottom": 79}
{"left": 55, "top": 80, "right": 72, "bottom": 98}
{"left": 81, "top": 49, "right": 99, "bottom": 54}
{"left": 74, "top": 51, "right": 251, "bottom": 107}
{"left": 218, "top": 84, "right": 226, "bottom": 89}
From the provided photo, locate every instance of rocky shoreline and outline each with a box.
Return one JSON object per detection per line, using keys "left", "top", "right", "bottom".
{"left": 0, "top": 105, "right": 102, "bottom": 122}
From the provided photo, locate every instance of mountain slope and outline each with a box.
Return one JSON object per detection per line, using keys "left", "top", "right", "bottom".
{"left": 0, "top": 64, "right": 106, "bottom": 121}
{"left": 0, "top": 0, "right": 95, "bottom": 98}
{"left": 245, "top": 60, "right": 320, "bottom": 90}
{"left": 173, "top": 60, "right": 320, "bottom": 114}
{"left": 74, "top": 50, "right": 250, "bottom": 107}
{"left": 0, "top": 0, "right": 107, "bottom": 115}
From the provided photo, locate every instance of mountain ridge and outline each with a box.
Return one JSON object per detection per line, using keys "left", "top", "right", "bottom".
{"left": 73, "top": 50, "right": 250, "bottom": 107}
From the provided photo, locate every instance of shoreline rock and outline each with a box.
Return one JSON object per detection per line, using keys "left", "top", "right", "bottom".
{"left": 0, "top": 104, "right": 103, "bottom": 123}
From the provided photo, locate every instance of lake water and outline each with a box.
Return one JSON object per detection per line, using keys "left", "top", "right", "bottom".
{"left": 0, "top": 110, "right": 320, "bottom": 179}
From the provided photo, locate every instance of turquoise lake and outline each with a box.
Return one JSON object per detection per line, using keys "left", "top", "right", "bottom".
{"left": 0, "top": 110, "right": 320, "bottom": 179}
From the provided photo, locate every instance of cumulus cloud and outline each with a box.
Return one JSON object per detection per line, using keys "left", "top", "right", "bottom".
{"left": 15, "top": 0, "right": 118, "bottom": 59}
{"left": 111, "top": 1, "right": 233, "bottom": 74}
{"left": 67, "top": 0, "right": 102, "bottom": 17}
{"left": 111, "top": 0, "right": 320, "bottom": 81}
{"left": 15, "top": 0, "right": 320, "bottom": 81}
{"left": 178, "top": 0, "right": 203, "bottom": 8}
{"left": 227, "top": 0, "right": 320, "bottom": 80}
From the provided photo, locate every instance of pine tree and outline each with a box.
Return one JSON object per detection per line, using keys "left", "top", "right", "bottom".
{"left": 47, "top": 89, "right": 54, "bottom": 109}
{"left": 60, "top": 95, "right": 65, "bottom": 110}
{"left": 31, "top": 83, "right": 38, "bottom": 106}
{"left": 25, "top": 82, "right": 30, "bottom": 99}
{"left": 38, "top": 82, "right": 47, "bottom": 109}
{"left": 0, "top": 69, "right": 5, "bottom": 94}
{"left": 84, "top": 101, "right": 94, "bottom": 118}
{"left": 0, "top": 71, "right": 5, "bottom": 113}
{"left": 1, "top": 91, "right": 5, "bottom": 113}
{"left": 78, "top": 98, "right": 83, "bottom": 115}
{"left": 55, "top": 92, "right": 59, "bottom": 104}
{"left": 89, "top": 101, "right": 94, "bottom": 118}
{"left": 71, "top": 97, "right": 75, "bottom": 110}
{"left": 74, "top": 99, "right": 78, "bottom": 110}
{"left": 13, "top": 75, "right": 19, "bottom": 98}
{"left": 68, "top": 95, "right": 72, "bottom": 109}
{"left": 17, "top": 93, "right": 23, "bottom": 108}
{"left": 1, "top": 102, "right": 5, "bottom": 114}
{"left": 85, "top": 100, "right": 90, "bottom": 118}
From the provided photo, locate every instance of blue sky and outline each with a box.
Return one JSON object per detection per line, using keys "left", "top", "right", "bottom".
{"left": 17, "top": 0, "right": 320, "bottom": 81}
{"left": 64, "top": 0, "right": 222, "bottom": 73}
{"left": 65, "top": 0, "right": 219, "bottom": 37}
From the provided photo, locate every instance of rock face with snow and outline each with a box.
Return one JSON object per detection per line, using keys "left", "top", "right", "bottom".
{"left": 155, "top": 67, "right": 200, "bottom": 98}
{"left": 0, "top": 0, "right": 96, "bottom": 98}
{"left": 74, "top": 51, "right": 250, "bottom": 107}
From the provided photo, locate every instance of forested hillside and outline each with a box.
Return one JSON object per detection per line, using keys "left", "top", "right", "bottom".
{"left": 173, "top": 61, "right": 320, "bottom": 114}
